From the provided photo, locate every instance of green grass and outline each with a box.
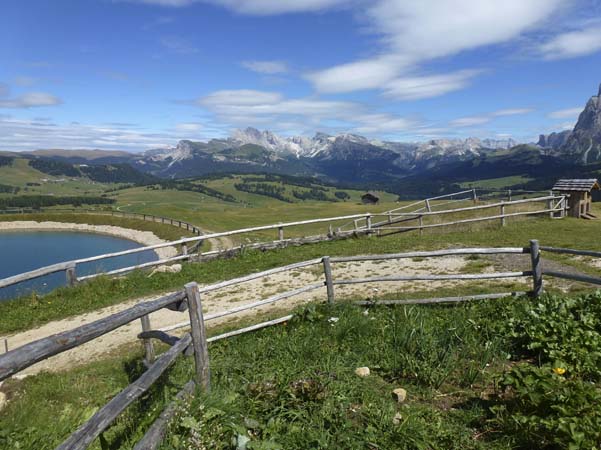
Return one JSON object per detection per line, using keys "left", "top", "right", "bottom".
{"left": 108, "top": 176, "right": 401, "bottom": 239}
{"left": 459, "top": 175, "right": 534, "bottom": 190}
{"left": 0, "top": 158, "right": 116, "bottom": 197}
{"left": 4, "top": 293, "right": 601, "bottom": 449}
{"left": 1, "top": 205, "right": 600, "bottom": 335}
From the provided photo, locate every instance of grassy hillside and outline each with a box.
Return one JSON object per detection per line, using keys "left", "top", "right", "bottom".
{"left": 109, "top": 174, "right": 399, "bottom": 238}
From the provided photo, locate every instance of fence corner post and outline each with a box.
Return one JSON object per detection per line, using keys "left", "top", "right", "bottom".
{"left": 140, "top": 314, "right": 155, "bottom": 364}
{"left": 322, "top": 256, "right": 335, "bottom": 304}
{"left": 529, "top": 240, "right": 543, "bottom": 297}
{"left": 184, "top": 282, "right": 211, "bottom": 392}
{"left": 65, "top": 263, "right": 77, "bottom": 287}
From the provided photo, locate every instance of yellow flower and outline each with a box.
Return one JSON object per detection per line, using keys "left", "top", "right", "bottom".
{"left": 553, "top": 367, "right": 566, "bottom": 375}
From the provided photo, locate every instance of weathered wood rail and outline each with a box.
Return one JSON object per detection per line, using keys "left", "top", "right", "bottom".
{"left": 1, "top": 239, "right": 600, "bottom": 449}
{"left": 0, "top": 190, "right": 568, "bottom": 297}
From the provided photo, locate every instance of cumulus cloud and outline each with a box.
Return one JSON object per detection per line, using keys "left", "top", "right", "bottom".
{"left": 241, "top": 60, "right": 288, "bottom": 74}
{"left": 382, "top": 70, "right": 482, "bottom": 100}
{"left": 0, "top": 116, "right": 181, "bottom": 151}
{"left": 196, "top": 88, "right": 416, "bottom": 136}
{"left": 548, "top": 107, "right": 583, "bottom": 119}
{"left": 308, "top": 0, "right": 566, "bottom": 96}
{"left": 539, "top": 25, "right": 601, "bottom": 59}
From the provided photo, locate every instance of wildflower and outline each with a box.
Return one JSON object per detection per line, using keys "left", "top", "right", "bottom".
{"left": 328, "top": 317, "right": 339, "bottom": 326}
{"left": 553, "top": 367, "right": 566, "bottom": 375}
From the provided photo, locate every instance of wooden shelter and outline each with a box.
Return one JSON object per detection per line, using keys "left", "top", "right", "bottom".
{"left": 552, "top": 179, "right": 600, "bottom": 219}
{"left": 361, "top": 192, "right": 380, "bottom": 205}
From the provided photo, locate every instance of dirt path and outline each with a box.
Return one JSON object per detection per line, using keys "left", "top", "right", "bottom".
{"left": 2, "top": 251, "right": 596, "bottom": 379}
{"left": 1, "top": 255, "right": 532, "bottom": 378}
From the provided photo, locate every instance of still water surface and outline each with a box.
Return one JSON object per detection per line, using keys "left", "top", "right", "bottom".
{"left": 0, "top": 231, "right": 157, "bottom": 301}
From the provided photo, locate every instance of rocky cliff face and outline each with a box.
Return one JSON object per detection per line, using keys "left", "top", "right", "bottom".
{"left": 560, "top": 84, "right": 601, "bottom": 163}
{"left": 537, "top": 130, "right": 572, "bottom": 150}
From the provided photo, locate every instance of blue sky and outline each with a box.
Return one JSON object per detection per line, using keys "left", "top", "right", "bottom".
{"left": 1, "top": 0, "right": 601, "bottom": 151}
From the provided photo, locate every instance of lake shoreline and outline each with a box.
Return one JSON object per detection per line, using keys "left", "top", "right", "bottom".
{"left": 0, "top": 221, "right": 177, "bottom": 259}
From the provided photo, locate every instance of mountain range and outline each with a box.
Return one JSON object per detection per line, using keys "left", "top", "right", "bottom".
{"left": 3, "top": 83, "right": 601, "bottom": 196}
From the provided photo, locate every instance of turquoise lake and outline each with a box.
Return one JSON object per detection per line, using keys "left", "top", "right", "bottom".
{"left": 0, "top": 231, "right": 158, "bottom": 301}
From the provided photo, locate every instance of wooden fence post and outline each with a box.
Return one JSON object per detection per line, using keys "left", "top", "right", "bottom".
{"left": 366, "top": 214, "right": 372, "bottom": 232}
{"left": 472, "top": 188, "right": 477, "bottom": 204}
{"left": 278, "top": 225, "right": 284, "bottom": 241}
{"left": 507, "top": 189, "right": 512, "bottom": 201}
{"left": 418, "top": 215, "right": 423, "bottom": 235}
{"left": 184, "top": 282, "right": 211, "bottom": 392}
{"left": 529, "top": 240, "right": 543, "bottom": 297}
{"left": 425, "top": 199, "right": 432, "bottom": 212}
{"left": 328, "top": 224, "right": 333, "bottom": 237}
{"left": 140, "top": 315, "right": 155, "bottom": 364}
{"left": 181, "top": 238, "right": 188, "bottom": 256}
{"left": 322, "top": 256, "right": 335, "bottom": 304}
{"left": 547, "top": 197, "right": 553, "bottom": 219}
{"left": 65, "top": 263, "right": 77, "bottom": 287}
{"left": 500, "top": 204, "right": 506, "bottom": 227}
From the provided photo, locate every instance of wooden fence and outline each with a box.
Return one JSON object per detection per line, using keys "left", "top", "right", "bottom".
{"left": 1, "top": 240, "right": 600, "bottom": 449}
{"left": 0, "top": 207, "right": 203, "bottom": 235}
{"left": 0, "top": 190, "right": 568, "bottom": 295}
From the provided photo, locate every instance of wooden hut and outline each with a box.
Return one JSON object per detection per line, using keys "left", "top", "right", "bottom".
{"left": 552, "top": 179, "right": 600, "bottom": 219}
{"left": 361, "top": 192, "right": 380, "bottom": 205}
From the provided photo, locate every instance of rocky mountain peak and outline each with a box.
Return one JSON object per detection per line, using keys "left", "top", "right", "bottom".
{"left": 559, "top": 83, "right": 601, "bottom": 163}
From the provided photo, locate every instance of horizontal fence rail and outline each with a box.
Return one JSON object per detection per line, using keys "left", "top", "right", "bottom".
{"left": 0, "top": 190, "right": 568, "bottom": 297}
{"left": 2, "top": 239, "right": 601, "bottom": 449}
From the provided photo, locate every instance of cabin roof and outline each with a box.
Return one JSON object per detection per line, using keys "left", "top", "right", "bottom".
{"left": 361, "top": 191, "right": 380, "bottom": 199}
{"left": 552, "top": 179, "right": 600, "bottom": 192}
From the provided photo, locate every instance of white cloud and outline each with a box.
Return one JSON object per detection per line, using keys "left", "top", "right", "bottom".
{"left": 0, "top": 91, "right": 62, "bottom": 109}
{"left": 175, "top": 122, "right": 203, "bottom": 132}
{"left": 449, "top": 106, "right": 533, "bottom": 127}
{"left": 382, "top": 70, "right": 481, "bottom": 100}
{"left": 159, "top": 36, "right": 199, "bottom": 54}
{"left": 491, "top": 108, "right": 534, "bottom": 116}
{"left": 449, "top": 116, "right": 491, "bottom": 127}
{"left": 548, "top": 107, "right": 583, "bottom": 119}
{"left": 308, "top": 0, "right": 566, "bottom": 96}
{"left": 539, "top": 25, "right": 601, "bottom": 59}
{"left": 196, "top": 88, "right": 417, "bottom": 137}
{"left": 307, "top": 56, "right": 405, "bottom": 94}
{"left": 241, "top": 60, "right": 288, "bottom": 74}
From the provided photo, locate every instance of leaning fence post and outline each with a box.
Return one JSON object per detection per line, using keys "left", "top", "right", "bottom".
{"left": 184, "top": 282, "right": 211, "bottom": 392}
{"left": 322, "top": 256, "right": 335, "bottom": 304}
{"left": 140, "top": 314, "right": 155, "bottom": 364}
{"left": 425, "top": 199, "right": 432, "bottom": 212}
{"left": 65, "top": 263, "right": 77, "bottom": 287}
{"left": 529, "top": 240, "right": 543, "bottom": 297}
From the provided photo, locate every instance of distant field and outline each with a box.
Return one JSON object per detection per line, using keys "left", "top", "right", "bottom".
{"left": 0, "top": 158, "right": 116, "bottom": 197}
{"left": 108, "top": 174, "right": 401, "bottom": 239}
{"left": 459, "top": 175, "right": 534, "bottom": 190}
